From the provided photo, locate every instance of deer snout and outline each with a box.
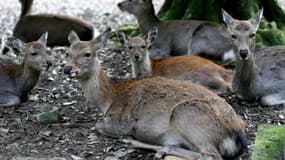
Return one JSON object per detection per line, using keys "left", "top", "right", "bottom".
{"left": 239, "top": 49, "right": 249, "bottom": 60}
{"left": 117, "top": 2, "right": 124, "bottom": 10}
{"left": 47, "top": 60, "right": 52, "bottom": 68}
{"left": 63, "top": 66, "right": 72, "bottom": 75}
{"left": 133, "top": 54, "right": 141, "bottom": 61}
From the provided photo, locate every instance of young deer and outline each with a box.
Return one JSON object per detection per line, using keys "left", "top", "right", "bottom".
{"left": 222, "top": 9, "right": 285, "bottom": 105}
{"left": 117, "top": 0, "right": 234, "bottom": 62}
{"left": 13, "top": 0, "right": 93, "bottom": 46}
{"left": 118, "top": 28, "right": 233, "bottom": 94}
{"left": 0, "top": 33, "right": 51, "bottom": 107}
{"left": 64, "top": 29, "right": 247, "bottom": 160}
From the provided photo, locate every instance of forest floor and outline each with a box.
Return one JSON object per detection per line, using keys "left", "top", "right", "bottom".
{"left": 0, "top": 0, "right": 284, "bottom": 160}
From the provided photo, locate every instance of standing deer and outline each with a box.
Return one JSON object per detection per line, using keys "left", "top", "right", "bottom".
{"left": 63, "top": 29, "right": 247, "bottom": 160}
{"left": 117, "top": 0, "right": 234, "bottom": 62}
{"left": 222, "top": 8, "right": 285, "bottom": 105}
{"left": 117, "top": 28, "right": 232, "bottom": 94}
{"left": 0, "top": 33, "right": 51, "bottom": 107}
{"left": 13, "top": 0, "right": 93, "bottom": 46}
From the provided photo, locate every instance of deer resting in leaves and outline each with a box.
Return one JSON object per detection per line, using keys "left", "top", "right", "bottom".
{"left": 117, "top": 0, "right": 234, "bottom": 62}
{"left": 63, "top": 28, "right": 247, "bottom": 160}
{"left": 117, "top": 28, "right": 233, "bottom": 94}
{"left": 0, "top": 33, "right": 51, "bottom": 107}
{"left": 13, "top": 0, "right": 93, "bottom": 46}
{"left": 222, "top": 9, "right": 285, "bottom": 105}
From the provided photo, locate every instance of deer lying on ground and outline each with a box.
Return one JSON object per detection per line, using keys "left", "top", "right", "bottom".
{"left": 117, "top": 28, "right": 232, "bottom": 94}
{"left": 13, "top": 0, "right": 93, "bottom": 46}
{"left": 0, "top": 33, "right": 51, "bottom": 107}
{"left": 222, "top": 9, "right": 285, "bottom": 105}
{"left": 117, "top": 0, "right": 234, "bottom": 62}
{"left": 63, "top": 29, "right": 247, "bottom": 160}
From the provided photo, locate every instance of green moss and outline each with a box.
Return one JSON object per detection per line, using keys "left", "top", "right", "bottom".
{"left": 159, "top": 0, "right": 188, "bottom": 20}
{"left": 109, "top": 23, "right": 140, "bottom": 40}
{"left": 256, "top": 21, "right": 285, "bottom": 47}
{"left": 252, "top": 125, "right": 285, "bottom": 160}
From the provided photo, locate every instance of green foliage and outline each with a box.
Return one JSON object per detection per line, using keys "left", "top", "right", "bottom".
{"left": 109, "top": 23, "right": 140, "bottom": 41}
{"left": 252, "top": 125, "right": 285, "bottom": 160}
{"left": 256, "top": 21, "right": 285, "bottom": 48}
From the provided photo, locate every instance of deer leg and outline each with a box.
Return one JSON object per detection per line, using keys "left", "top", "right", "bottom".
{"left": 261, "top": 92, "right": 285, "bottom": 106}
{"left": 0, "top": 94, "right": 20, "bottom": 107}
{"left": 122, "top": 139, "right": 205, "bottom": 160}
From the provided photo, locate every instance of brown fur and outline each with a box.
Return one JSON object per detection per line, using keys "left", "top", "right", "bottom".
{"left": 0, "top": 34, "right": 50, "bottom": 106}
{"left": 120, "top": 34, "right": 233, "bottom": 94}
{"left": 13, "top": 0, "right": 93, "bottom": 46}
{"left": 64, "top": 30, "right": 247, "bottom": 159}
{"left": 117, "top": 0, "right": 233, "bottom": 62}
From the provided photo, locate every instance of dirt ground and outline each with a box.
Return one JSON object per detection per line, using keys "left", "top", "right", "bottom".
{"left": 0, "top": 0, "right": 284, "bottom": 160}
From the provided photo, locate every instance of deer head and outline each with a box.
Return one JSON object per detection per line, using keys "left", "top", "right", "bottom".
{"left": 222, "top": 8, "right": 263, "bottom": 61}
{"left": 64, "top": 28, "right": 111, "bottom": 79}
{"left": 118, "top": 27, "right": 158, "bottom": 63}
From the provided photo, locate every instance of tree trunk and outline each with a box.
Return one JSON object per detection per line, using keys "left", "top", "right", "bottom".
{"left": 158, "top": 0, "right": 285, "bottom": 47}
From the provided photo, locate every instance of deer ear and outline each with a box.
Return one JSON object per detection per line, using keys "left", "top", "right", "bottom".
{"left": 38, "top": 32, "right": 48, "bottom": 46}
{"left": 117, "top": 31, "right": 128, "bottom": 47}
{"left": 6, "top": 37, "right": 25, "bottom": 54}
{"left": 222, "top": 9, "right": 234, "bottom": 30}
{"left": 68, "top": 30, "right": 80, "bottom": 45}
{"left": 92, "top": 27, "right": 111, "bottom": 50}
{"left": 147, "top": 27, "right": 158, "bottom": 45}
{"left": 250, "top": 8, "right": 263, "bottom": 32}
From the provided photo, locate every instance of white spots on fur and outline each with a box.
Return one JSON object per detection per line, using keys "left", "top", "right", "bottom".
{"left": 223, "top": 49, "right": 236, "bottom": 62}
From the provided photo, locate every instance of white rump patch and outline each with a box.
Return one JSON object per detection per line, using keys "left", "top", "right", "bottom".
{"left": 220, "top": 137, "right": 238, "bottom": 156}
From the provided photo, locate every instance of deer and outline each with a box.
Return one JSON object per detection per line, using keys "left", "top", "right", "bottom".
{"left": 117, "top": 0, "right": 235, "bottom": 63}
{"left": 117, "top": 28, "right": 233, "bottom": 94}
{"left": 13, "top": 0, "right": 93, "bottom": 46}
{"left": 63, "top": 28, "right": 247, "bottom": 160}
{"left": 0, "top": 32, "right": 51, "bottom": 107}
{"left": 222, "top": 8, "right": 285, "bottom": 106}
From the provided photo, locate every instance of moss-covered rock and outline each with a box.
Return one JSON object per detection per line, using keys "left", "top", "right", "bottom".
{"left": 252, "top": 125, "right": 285, "bottom": 160}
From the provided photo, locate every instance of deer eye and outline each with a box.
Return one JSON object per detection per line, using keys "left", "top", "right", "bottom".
{"left": 31, "top": 52, "right": 38, "bottom": 56}
{"left": 141, "top": 45, "right": 146, "bottom": 49}
{"left": 249, "top": 33, "right": 256, "bottom": 38}
{"left": 84, "top": 53, "right": 91, "bottom": 57}
{"left": 128, "top": 46, "right": 133, "bottom": 50}
{"left": 231, "top": 34, "right": 237, "bottom": 39}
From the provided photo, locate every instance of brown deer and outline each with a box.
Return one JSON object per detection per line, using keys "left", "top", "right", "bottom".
{"left": 63, "top": 29, "right": 247, "bottom": 160}
{"left": 117, "top": 28, "right": 233, "bottom": 94}
{"left": 117, "top": 0, "right": 234, "bottom": 62}
{"left": 13, "top": 0, "right": 93, "bottom": 46}
{"left": 222, "top": 9, "right": 285, "bottom": 106}
{"left": 0, "top": 33, "right": 51, "bottom": 107}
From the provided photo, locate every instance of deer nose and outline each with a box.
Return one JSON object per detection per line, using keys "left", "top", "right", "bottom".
{"left": 239, "top": 49, "right": 249, "bottom": 59}
{"left": 47, "top": 60, "right": 52, "bottom": 67}
{"left": 134, "top": 54, "right": 140, "bottom": 60}
{"left": 63, "top": 66, "right": 72, "bottom": 75}
{"left": 117, "top": 3, "right": 122, "bottom": 8}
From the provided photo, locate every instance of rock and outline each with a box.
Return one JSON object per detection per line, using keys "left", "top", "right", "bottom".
{"left": 164, "top": 156, "right": 187, "bottom": 160}
{"left": 252, "top": 125, "right": 285, "bottom": 160}
{"left": 35, "top": 107, "right": 61, "bottom": 124}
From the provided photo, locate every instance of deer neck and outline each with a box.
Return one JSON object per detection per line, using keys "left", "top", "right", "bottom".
{"left": 136, "top": 7, "right": 159, "bottom": 34}
{"left": 16, "top": 60, "right": 41, "bottom": 98}
{"left": 79, "top": 59, "right": 115, "bottom": 115}
{"left": 233, "top": 54, "right": 259, "bottom": 95}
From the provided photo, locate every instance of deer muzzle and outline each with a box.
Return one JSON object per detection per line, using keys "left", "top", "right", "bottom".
{"left": 239, "top": 49, "right": 249, "bottom": 60}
